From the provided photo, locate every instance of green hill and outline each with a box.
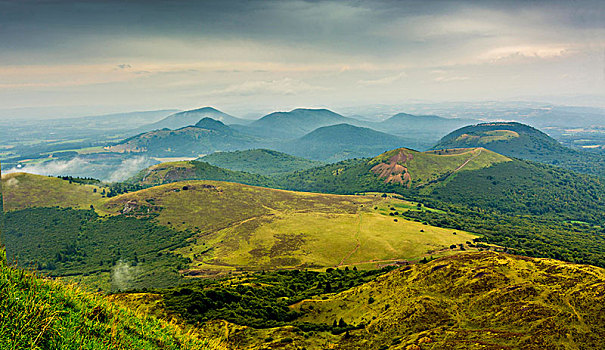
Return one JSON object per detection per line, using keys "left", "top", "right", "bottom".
{"left": 102, "top": 181, "right": 477, "bottom": 277}
{"left": 127, "top": 160, "right": 272, "bottom": 186}
{"left": 276, "top": 147, "right": 511, "bottom": 193}
{"left": 3, "top": 172, "right": 480, "bottom": 283}
{"left": 106, "top": 119, "right": 258, "bottom": 157}
{"left": 199, "top": 149, "right": 322, "bottom": 176}
{"left": 433, "top": 122, "right": 605, "bottom": 177}
{"left": 279, "top": 123, "right": 406, "bottom": 162}
{"left": 0, "top": 255, "right": 220, "bottom": 349}
{"left": 274, "top": 147, "right": 605, "bottom": 268}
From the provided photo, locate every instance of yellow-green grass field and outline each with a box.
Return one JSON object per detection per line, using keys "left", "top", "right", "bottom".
{"left": 1, "top": 172, "right": 104, "bottom": 211}
{"left": 3, "top": 174, "right": 480, "bottom": 277}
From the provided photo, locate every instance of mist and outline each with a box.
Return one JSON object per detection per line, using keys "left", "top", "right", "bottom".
{"left": 4, "top": 156, "right": 156, "bottom": 183}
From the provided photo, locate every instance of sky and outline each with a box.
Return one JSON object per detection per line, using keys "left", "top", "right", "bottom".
{"left": 1, "top": 0, "right": 604, "bottom": 118}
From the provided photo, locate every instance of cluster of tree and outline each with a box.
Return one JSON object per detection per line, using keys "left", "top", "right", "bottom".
{"left": 57, "top": 176, "right": 101, "bottom": 185}
{"left": 3, "top": 207, "right": 194, "bottom": 290}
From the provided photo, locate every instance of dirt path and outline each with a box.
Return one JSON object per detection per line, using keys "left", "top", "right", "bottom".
{"left": 339, "top": 213, "right": 363, "bottom": 266}
{"left": 453, "top": 148, "right": 482, "bottom": 173}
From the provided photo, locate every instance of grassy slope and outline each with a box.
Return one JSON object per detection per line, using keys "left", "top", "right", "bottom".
{"left": 0, "top": 257, "right": 221, "bottom": 349}
{"left": 293, "top": 252, "right": 605, "bottom": 350}
{"left": 370, "top": 147, "right": 511, "bottom": 187}
{"left": 433, "top": 122, "right": 605, "bottom": 177}
{"left": 199, "top": 149, "right": 322, "bottom": 176}
{"left": 102, "top": 181, "right": 478, "bottom": 275}
{"left": 275, "top": 147, "right": 510, "bottom": 194}
{"left": 1, "top": 172, "right": 103, "bottom": 211}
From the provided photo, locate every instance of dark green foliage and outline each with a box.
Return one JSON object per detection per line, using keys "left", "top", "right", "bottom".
{"left": 274, "top": 158, "right": 398, "bottom": 194}
{"left": 160, "top": 267, "right": 393, "bottom": 329}
{"left": 4, "top": 207, "right": 193, "bottom": 290}
{"left": 57, "top": 176, "right": 101, "bottom": 185}
{"left": 105, "top": 182, "right": 148, "bottom": 197}
{"left": 200, "top": 149, "right": 322, "bottom": 176}
{"left": 429, "top": 160, "right": 605, "bottom": 224}
{"left": 402, "top": 205, "right": 605, "bottom": 267}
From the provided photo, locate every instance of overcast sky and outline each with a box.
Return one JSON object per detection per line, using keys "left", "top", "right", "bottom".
{"left": 1, "top": 0, "right": 604, "bottom": 118}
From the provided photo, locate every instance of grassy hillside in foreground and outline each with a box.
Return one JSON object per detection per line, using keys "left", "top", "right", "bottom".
{"left": 0, "top": 256, "right": 221, "bottom": 349}
{"left": 111, "top": 252, "right": 605, "bottom": 349}
{"left": 291, "top": 251, "right": 605, "bottom": 350}
{"left": 433, "top": 122, "right": 605, "bottom": 177}
{"left": 127, "top": 160, "right": 273, "bottom": 186}
{"left": 199, "top": 149, "right": 322, "bottom": 176}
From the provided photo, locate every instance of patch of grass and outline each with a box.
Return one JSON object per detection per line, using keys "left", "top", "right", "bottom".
{"left": 1, "top": 173, "right": 103, "bottom": 211}
{"left": 0, "top": 257, "right": 222, "bottom": 349}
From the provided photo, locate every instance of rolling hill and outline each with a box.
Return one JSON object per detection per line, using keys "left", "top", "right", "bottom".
{"left": 2, "top": 172, "right": 479, "bottom": 285}
{"left": 127, "top": 160, "right": 272, "bottom": 186}
{"left": 106, "top": 118, "right": 258, "bottom": 157}
{"left": 199, "top": 149, "right": 322, "bottom": 176}
{"left": 136, "top": 107, "right": 249, "bottom": 133}
{"left": 276, "top": 147, "right": 511, "bottom": 193}
{"left": 278, "top": 123, "right": 406, "bottom": 162}
{"left": 242, "top": 108, "right": 357, "bottom": 139}
{"left": 433, "top": 122, "right": 605, "bottom": 177}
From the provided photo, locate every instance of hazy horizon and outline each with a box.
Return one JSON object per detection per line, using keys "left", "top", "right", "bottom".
{"left": 1, "top": 0, "right": 604, "bottom": 119}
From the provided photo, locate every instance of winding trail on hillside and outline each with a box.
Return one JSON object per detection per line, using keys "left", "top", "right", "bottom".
{"left": 339, "top": 213, "right": 363, "bottom": 266}
{"left": 453, "top": 148, "right": 482, "bottom": 173}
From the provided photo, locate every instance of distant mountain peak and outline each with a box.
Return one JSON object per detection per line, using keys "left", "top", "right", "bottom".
{"left": 194, "top": 117, "right": 232, "bottom": 134}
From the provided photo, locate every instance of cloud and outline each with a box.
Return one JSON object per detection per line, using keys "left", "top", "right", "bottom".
{"left": 111, "top": 260, "right": 140, "bottom": 291}
{"left": 479, "top": 45, "right": 571, "bottom": 62}
{"left": 434, "top": 76, "right": 470, "bottom": 82}
{"left": 358, "top": 72, "right": 407, "bottom": 86}
{"left": 4, "top": 177, "right": 19, "bottom": 188}
{"left": 107, "top": 157, "right": 152, "bottom": 182}
{"left": 209, "top": 78, "right": 328, "bottom": 96}
{"left": 4, "top": 158, "right": 89, "bottom": 177}
{"left": 4, "top": 156, "right": 153, "bottom": 182}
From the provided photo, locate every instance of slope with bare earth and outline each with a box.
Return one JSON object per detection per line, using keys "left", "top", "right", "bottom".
{"left": 276, "top": 147, "right": 511, "bottom": 194}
